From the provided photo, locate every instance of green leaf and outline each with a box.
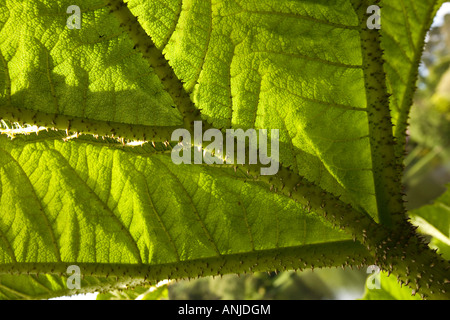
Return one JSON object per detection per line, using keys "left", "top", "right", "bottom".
{"left": 362, "top": 271, "right": 421, "bottom": 300}
{"left": 0, "top": 0, "right": 446, "bottom": 299}
{"left": 139, "top": 284, "right": 168, "bottom": 300}
{"left": 0, "top": 273, "right": 142, "bottom": 300}
{"left": 382, "top": 0, "right": 445, "bottom": 147}
{"left": 96, "top": 282, "right": 169, "bottom": 300}
{"left": 0, "top": 131, "right": 372, "bottom": 299}
{"left": 410, "top": 184, "right": 450, "bottom": 258}
{"left": 2, "top": 0, "right": 378, "bottom": 219}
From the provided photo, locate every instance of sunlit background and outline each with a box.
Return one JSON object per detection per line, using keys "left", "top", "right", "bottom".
{"left": 54, "top": 2, "right": 450, "bottom": 301}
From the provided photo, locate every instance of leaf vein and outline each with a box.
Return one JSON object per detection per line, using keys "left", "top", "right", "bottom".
{"left": 51, "top": 149, "right": 143, "bottom": 264}
{"left": 154, "top": 157, "right": 222, "bottom": 256}
{"left": 0, "top": 148, "right": 62, "bottom": 263}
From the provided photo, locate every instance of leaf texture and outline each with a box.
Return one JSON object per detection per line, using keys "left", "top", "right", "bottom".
{"left": 0, "top": 0, "right": 444, "bottom": 298}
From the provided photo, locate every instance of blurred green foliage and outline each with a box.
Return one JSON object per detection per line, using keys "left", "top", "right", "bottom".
{"left": 168, "top": 269, "right": 367, "bottom": 300}
{"left": 406, "top": 12, "right": 450, "bottom": 209}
